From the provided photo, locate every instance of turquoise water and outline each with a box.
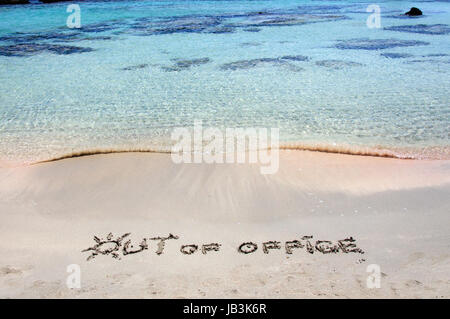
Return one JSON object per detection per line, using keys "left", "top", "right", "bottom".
{"left": 0, "top": 0, "right": 449, "bottom": 165}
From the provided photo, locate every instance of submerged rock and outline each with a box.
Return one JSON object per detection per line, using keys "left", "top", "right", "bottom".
{"left": 405, "top": 7, "right": 423, "bottom": 16}
{"left": 121, "top": 64, "right": 149, "bottom": 71}
{"left": 130, "top": 16, "right": 223, "bottom": 36}
{"left": 335, "top": 38, "right": 429, "bottom": 50}
{"left": 384, "top": 24, "right": 450, "bottom": 35}
{"left": 162, "top": 58, "right": 211, "bottom": 72}
{"left": 315, "top": 59, "right": 363, "bottom": 69}
{"left": 219, "top": 56, "right": 308, "bottom": 71}
{"left": 209, "top": 27, "right": 235, "bottom": 34}
{"left": 406, "top": 59, "right": 450, "bottom": 64}
{"left": 0, "top": 43, "right": 94, "bottom": 57}
{"left": 127, "top": 11, "right": 347, "bottom": 37}
{"left": 220, "top": 58, "right": 270, "bottom": 70}
{"left": 0, "top": 31, "right": 82, "bottom": 43}
{"left": 81, "top": 23, "right": 118, "bottom": 33}
{"left": 0, "top": 30, "right": 114, "bottom": 44}
{"left": 425, "top": 53, "right": 449, "bottom": 57}
{"left": 280, "top": 55, "right": 310, "bottom": 62}
{"left": 243, "top": 27, "right": 261, "bottom": 32}
{"left": 380, "top": 53, "right": 413, "bottom": 59}
{"left": 245, "top": 13, "right": 346, "bottom": 27}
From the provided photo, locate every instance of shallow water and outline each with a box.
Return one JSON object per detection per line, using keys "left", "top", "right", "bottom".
{"left": 0, "top": 0, "right": 449, "bottom": 165}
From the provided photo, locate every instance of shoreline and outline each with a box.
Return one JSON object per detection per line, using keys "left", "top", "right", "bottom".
{"left": 1, "top": 141, "right": 450, "bottom": 168}
{"left": 0, "top": 150, "right": 449, "bottom": 298}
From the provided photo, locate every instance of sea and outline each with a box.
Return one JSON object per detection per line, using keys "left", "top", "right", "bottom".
{"left": 0, "top": 0, "right": 449, "bottom": 165}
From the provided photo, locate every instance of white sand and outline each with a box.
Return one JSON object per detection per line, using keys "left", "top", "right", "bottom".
{"left": 0, "top": 150, "right": 449, "bottom": 298}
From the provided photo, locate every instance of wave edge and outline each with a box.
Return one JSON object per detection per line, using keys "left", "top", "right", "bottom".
{"left": 15, "top": 143, "right": 449, "bottom": 166}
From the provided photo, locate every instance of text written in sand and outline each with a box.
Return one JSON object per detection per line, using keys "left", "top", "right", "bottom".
{"left": 82, "top": 233, "right": 364, "bottom": 261}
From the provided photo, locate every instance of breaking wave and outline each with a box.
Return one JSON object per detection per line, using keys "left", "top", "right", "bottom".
{"left": 278, "top": 142, "right": 450, "bottom": 160}
{"left": 21, "top": 142, "right": 450, "bottom": 166}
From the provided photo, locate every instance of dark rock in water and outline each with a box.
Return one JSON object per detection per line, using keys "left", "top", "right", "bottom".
{"left": 315, "top": 59, "right": 363, "bottom": 69}
{"left": 47, "top": 45, "right": 93, "bottom": 55}
{"left": 384, "top": 24, "right": 450, "bottom": 35}
{"left": 425, "top": 53, "right": 449, "bottom": 57}
{"left": 240, "top": 42, "right": 262, "bottom": 47}
{"left": 121, "top": 64, "right": 149, "bottom": 71}
{"left": 280, "top": 55, "right": 310, "bottom": 62}
{"left": 57, "top": 35, "right": 114, "bottom": 42}
{"left": 0, "top": 31, "right": 114, "bottom": 44}
{"left": 209, "top": 27, "right": 234, "bottom": 34}
{"left": 406, "top": 59, "right": 450, "bottom": 64}
{"left": 243, "top": 28, "right": 261, "bottom": 32}
{"left": 335, "top": 38, "right": 429, "bottom": 50}
{"left": 220, "top": 58, "right": 289, "bottom": 70}
{"left": 405, "top": 7, "right": 422, "bottom": 16}
{"left": 162, "top": 57, "right": 211, "bottom": 72}
{"left": 0, "top": 43, "right": 94, "bottom": 57}
{"left": 173, "top": 57, "right": 210, "bottom": 68}
{"left": 0, "top": 0, "right": 29, "bottom": 4}
{"left": 246, "top": 13, "right": 346, "bottom": 27}
{"left": 220, "top": 59, "right": 267, "bottom": 70}
{"left": 0, "top": 43, "right": 48, "bottom": 56}
{"left": 0, "top": 31, "right": 82, "bottom": 43}
{"left": 130, "top": 16, "right": 223, "bottom": 36}
{"left": 127, "top": 11, "right": 347, "bottom": 37}
{"left": 220, "top": 56, "right": 307, "bottom": 71}
{"left": 380, "top": 53, "right": 413, "bottom": 59}
{"left": 81, "top": 23, "right": 118, "bottom": 33}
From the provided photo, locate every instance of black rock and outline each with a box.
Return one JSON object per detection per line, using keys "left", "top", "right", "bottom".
{"left": 0, "top": 0, "right": 29, "bottom": 4}
{"left": 405, "top": 7, "right": 423, "bottom": 16}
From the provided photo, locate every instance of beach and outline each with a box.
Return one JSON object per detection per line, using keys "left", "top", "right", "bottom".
{"left": 0, "top": 150, "right": 449, "bottom": 298}
{"left": 1, "top": 0, "right": 449, "bottom": 300}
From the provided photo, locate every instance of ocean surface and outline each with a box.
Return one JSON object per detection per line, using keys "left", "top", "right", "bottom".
{"left": 0, "top": 0, "right": 449, "bottom": 165}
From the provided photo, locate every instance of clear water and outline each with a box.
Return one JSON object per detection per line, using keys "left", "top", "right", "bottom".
{"left": 0, "top": 0, "right": 449, "bottom": 165}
